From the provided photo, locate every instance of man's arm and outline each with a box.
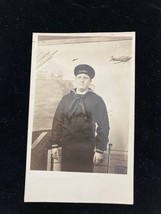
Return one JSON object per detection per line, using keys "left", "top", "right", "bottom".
{"left": 50, "top": 98, "right": 66, "bottom": 159}
{"left": 50, "top": 98, "right": 65, "bottom": 149}
{"left": 93, "top": 97, "right": 110, "bottom": 164}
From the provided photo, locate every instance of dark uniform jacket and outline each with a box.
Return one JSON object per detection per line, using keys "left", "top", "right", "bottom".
{"left": 50, "top": 89, "right": 110, "bottom": 152}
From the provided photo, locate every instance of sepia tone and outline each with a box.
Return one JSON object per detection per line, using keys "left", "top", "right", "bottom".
{"left": 30, "top": 34, "right": 132, "bottom": 174}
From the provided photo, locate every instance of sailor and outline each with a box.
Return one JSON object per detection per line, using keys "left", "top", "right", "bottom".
{"left": 50, "top": 64, "right": 110, "bottom": 172}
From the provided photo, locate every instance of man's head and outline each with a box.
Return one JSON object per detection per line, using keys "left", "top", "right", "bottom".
{"left": 74, "top": 64, "right": 95, "bottom": 92}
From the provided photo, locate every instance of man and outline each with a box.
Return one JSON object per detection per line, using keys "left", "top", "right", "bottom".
{"left": 50, "top": 64, "right": 110, "bottom": 172}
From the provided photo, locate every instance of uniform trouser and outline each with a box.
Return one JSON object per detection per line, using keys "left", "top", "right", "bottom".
{"left": 61, "top": 147, "right": 94, "bottom": 173}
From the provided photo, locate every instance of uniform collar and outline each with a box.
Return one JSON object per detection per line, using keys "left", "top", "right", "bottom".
{"left": 70, "top": 88, "right": 94, "bottom": 98}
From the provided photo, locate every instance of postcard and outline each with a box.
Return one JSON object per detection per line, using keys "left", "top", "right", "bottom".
{"left": 24, "top": 32, "right": 135, "bottom": 204}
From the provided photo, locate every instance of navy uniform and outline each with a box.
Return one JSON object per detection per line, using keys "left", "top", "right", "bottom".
{"left": 50, "top": 64, "right": 110, "bottom": 172}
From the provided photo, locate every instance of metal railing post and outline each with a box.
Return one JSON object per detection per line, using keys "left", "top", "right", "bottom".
{"left": 107, "top": 143, "right": 113, "bottom": 173}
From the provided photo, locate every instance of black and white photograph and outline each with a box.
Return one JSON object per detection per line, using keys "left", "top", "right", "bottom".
{"left": 24, "top": 32, "right": 135, "bottom": 204}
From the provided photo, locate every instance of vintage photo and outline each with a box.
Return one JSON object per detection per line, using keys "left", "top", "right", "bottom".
{"left": 25, "top": 32, "right": 135, "bottom": 204}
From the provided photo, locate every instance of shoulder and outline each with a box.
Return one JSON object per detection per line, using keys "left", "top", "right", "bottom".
{"left": 60, "top": 92, "right": 74, "bottom": 104}
{"left": 83, "top": 92, "right": 106, "bottom": 110}
{"left": 62, "top": 93, "right": 72, "bottom": 99}
{"left": 64, "top": 90, "right": 76, "bottom": 98}
{"left": 87, "top": 91, "right": 104, "bottom": 102}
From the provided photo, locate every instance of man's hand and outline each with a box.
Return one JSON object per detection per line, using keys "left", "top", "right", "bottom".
{"left": 51, "top": 148, "right": 59, "bottom": 160}
{"left": 93, "top": 152, "right": 103, "bottom": 165}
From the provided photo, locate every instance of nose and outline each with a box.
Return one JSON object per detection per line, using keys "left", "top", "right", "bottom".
{"left": 80, "top": 77, "right": 84, "bottom": 82}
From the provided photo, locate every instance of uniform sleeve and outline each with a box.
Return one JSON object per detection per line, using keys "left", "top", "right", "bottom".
{"left": 50, "top": 98, "right": 66, "bottom": 148}
{"left": 95, "top": 97, "right": 110, "bottom": 151}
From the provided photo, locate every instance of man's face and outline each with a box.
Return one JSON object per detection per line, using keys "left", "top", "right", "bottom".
{"left": 75, "top": 73, "right": 91, "bottom": 92}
